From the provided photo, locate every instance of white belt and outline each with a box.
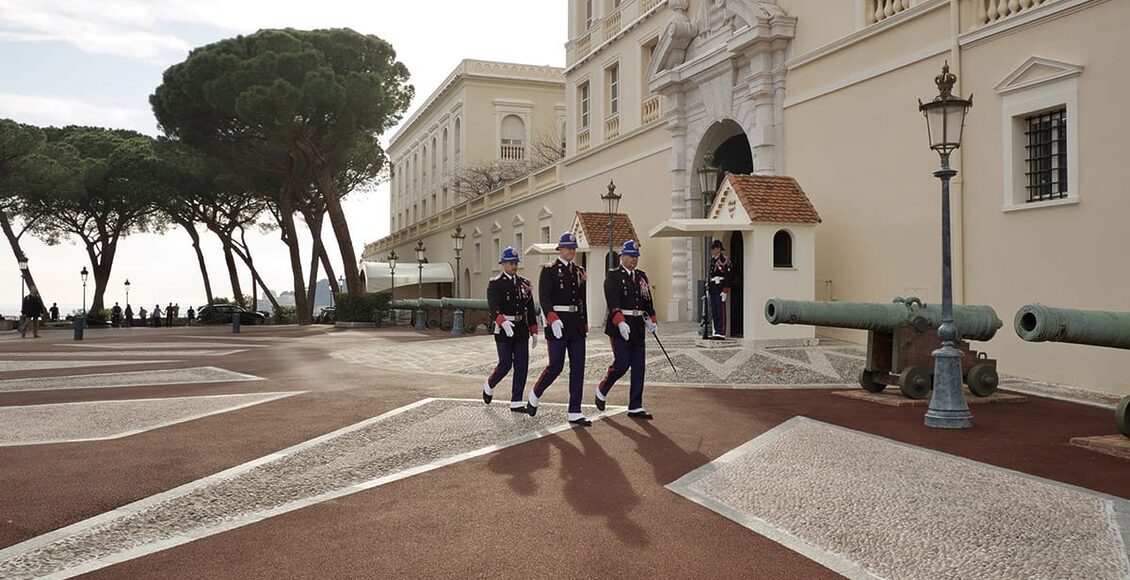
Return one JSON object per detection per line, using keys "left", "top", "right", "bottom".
{"left": 619, "top": 309, "right": 646, "bottom": 317}
{"left": 502, "top": 314, "right": 524, "bottom": 322}
{"left": 552, "top": 305, "right": 579, "bottom": 312}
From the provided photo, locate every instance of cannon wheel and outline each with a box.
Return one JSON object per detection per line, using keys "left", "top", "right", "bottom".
{"left": 898, "top": 366, "right": 932, "bottom": 400}
{"left": 858, "top": 369, "right": 887, "bottom": 393}
{"left": 966, "top": 364, "right": 998, "bottom": 398}
{"left": 1117, "top": 396, "right": 1130, "bottom": 438}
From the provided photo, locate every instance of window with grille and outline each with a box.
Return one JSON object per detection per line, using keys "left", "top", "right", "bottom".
{"left": 1024, "top": 109, "right": 1068, "bottom": 202}
{"left": 580, "top": 82, "right": 590, "bottom": 129}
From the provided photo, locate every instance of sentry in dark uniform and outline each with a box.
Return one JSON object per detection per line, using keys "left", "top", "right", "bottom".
{"left": 596, "top": 240, "right": 656, "bottom": 419}
{"left": 483, "top": 247, "right": 539, "bottom": 411}
{"left": 526, "top": 232, "right": 591, "bottom": 426}
{"left": 707, "top": 239, "right": 733, "bottom": 339}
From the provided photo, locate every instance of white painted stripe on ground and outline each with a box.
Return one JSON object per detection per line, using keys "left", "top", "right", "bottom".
{"left": 0, "top": 360, "right": 173, "bottom": 372}
{"left": 0, "top": 350, "right": 247, "bottom": 358}
{"left": 0, "top": 366, "right": 263, "bottom": 393}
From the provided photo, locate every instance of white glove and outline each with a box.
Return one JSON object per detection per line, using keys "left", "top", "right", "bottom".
{"left": 711, "top": 276, "right": 724, "bottom": 284}
{"left": 530, "top": 333, "right": 538, "bottom": 349}
{"left": 645, "top": 319, "right": 658, "bottom": 334}
{"left": 551, "top": 319, "right": 564, "bottom": 339}
{"left": 721, "top": 292, "right": 727, "bottom": 303}
{"left": 501, "top": 320, "right": 514, "bottom": 337}
{"left": 618, "top": 321, "right": 631, "bottom": 341}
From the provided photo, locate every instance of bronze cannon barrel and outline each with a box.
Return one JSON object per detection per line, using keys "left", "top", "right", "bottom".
{"left": 1014, "top": 303, "right": 1130, "bottom": 349}
{"left": 390, "top": 298, "right": 444, "bottom": 310}
{"left": 765, "top": 298, "right": 1003, "bottom": 341}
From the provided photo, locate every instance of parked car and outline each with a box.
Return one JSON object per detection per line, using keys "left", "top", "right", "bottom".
{"left": 196, "top": 304, "right": 265, "bottom": 325}
{"left": 314, "top": 307, "right": 336, "bottom": 325}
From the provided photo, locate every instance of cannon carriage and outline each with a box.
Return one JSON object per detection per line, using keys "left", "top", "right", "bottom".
{"left": 765, "top": 297, "right": 1003, "bottom": 399}
{"left": 1015, "top": 303, "right": 1130, "bottom": 437}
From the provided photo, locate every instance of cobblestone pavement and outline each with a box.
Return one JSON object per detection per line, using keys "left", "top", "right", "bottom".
{"left": 331, "top": 323, "right": 866, "bottom": 388}
{"left": 64, "top": 341, "right": 269, "bottom": 349}
{"left": 0, "top": 392, "right": 300, "bottom": 446}
{"left": 0, "top": 360, "right": 170, "bottom": 372}
{"left": 0, "top": 398, "right": 623, "bottom": 579}
{"left": 669, "top": 417, "right": 1130, "bottom": 580}
{"left": 0, "top": 350, "right": 246, "bottom": 358}
{"left": 0, "top": 367, "right": 262, "bottom": 393}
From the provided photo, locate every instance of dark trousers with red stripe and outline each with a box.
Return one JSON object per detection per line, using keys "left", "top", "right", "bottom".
{"left": 599, "top": 335, "right": 646, "bottom": 410}
{"left": 709, "top": 289, "right": 726, "bottom": 335}
{"left": 532, "top": 337, "right": 585, "bottom": 414}
{"left": 487, "top": 337, "right": 529, "bottom": 403}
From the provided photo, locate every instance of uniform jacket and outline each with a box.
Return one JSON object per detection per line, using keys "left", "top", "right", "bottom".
{"left": 487, "top": 272, "right": 537, "bottom": 340}
{"left": 539, "top": 258, "right": 588, "bottom": 340}
{"left": 604, "top": 266, "right": 656, "bottom": 343}
{"left": 709, "top": 253, "right": 734, "bottom": 293}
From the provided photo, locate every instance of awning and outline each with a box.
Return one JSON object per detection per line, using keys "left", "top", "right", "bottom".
{"left": 648, "top": 218, "right": 753, "bottom": 238}
{"left": 524, "top": 243, "right": 559, "bottom": 256}
{"left": 360, "top": 261, "right": 454, "bottom": 294}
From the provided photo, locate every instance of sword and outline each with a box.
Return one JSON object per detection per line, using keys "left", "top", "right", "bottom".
{"left": 651, "top": 330, "right": 678, "bottom": 376}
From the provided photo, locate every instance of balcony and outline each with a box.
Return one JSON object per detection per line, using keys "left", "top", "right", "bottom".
{"left": 577, "top": 128, "right": 591, "bottom": 152}
{"left": 576, "top": 33, "right": 592, "bottom": 58}
{"left": 604, "top": 114, "right": 620, "bottom": 140}
{"left": 640, "top": 0, "right": 662, "bottom": 13}
{"left": 500, "top": 143, "right": 525, "bottom": 160}
{"left": 978, "top": 0, "right": 1052, "bottom": 25}
{"left": 603, "top": 10, "right": 622, "bottom": 40}
{"left": 641, "top": 94, "right": 662, "bottom": 124}
{"left": 866, "top": 0, "right": 914, "bottom": 24}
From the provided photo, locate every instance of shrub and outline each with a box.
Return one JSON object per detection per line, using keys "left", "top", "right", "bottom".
{"left": 273, "top": 305, "right": 297, "bottom": 325}
{"left": 336, "top": 292, "right": 390, "bottom": 322}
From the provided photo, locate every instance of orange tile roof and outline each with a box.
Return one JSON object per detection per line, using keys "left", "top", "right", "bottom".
{"left": 724, "top": 173, "right": 822, "bottom": 224}
{"left": 574, "top": 212, "right": 640, "bottom": 248}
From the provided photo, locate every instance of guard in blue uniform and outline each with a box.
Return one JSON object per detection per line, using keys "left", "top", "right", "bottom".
{"left": 483, "top": 247, "right": 539, "bottom": 411}
{"left": 526, "top": 232, "right": 591, "bottom": 426}
{"left": 707, "top": 239, "right": 733, "bottom": 339}
{"left": 596, "top": 240, "right": 656, "bottom": 419}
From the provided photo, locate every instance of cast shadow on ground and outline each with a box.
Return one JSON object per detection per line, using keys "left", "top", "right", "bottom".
{"left": 486, "top": 434, "right": 553, "bottom": 496}
{"left": 549, "top": 428, "right": 649, "bottom": 547}
{"left": 603, "top": 417, "right": 711, "bottom": 486}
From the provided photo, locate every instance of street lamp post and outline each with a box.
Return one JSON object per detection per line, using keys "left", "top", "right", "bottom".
{"left": 919, "top": 62, "right": 974, "bottom": 430}
{"left": 451, "top": 225, "right": 466, "bottom": 335}
{"left": 124, "top": 279, "right": 131, "bottom": 328}
{"left": 388, "top": 250, "right": 398, "bottom": 326}
{"left": 600, "top": 180, "right": 622, "bottom": 271}
{"left": 696, "top": 153, "right": 721, "bottom": 340}
{"left": 76, "top": 266, "right": 89, "bottom": 341}
{"left": 414, "top": 240, "right": 426, "bottom": 330}
{"left": 17, "top": 257, "right": 28, "bottom": 335}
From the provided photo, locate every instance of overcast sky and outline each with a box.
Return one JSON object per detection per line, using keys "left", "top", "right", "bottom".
{"left": 0, "top": 0, "right": 565, "bottom": 314}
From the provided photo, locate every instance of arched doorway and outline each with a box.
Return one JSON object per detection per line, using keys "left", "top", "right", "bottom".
{"left": 728, "top": 231, "right": 744, "bottom": 337}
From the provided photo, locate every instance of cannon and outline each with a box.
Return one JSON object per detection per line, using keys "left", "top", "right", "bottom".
{"left": 765, "top": 297, "right": 1003, "bottom": 399}
{"left": 1015, "top": 304, "right": 1130, "bottom": 437}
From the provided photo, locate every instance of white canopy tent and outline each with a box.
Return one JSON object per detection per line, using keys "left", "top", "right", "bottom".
{"left": 360, "top": 261, "right": 455, "bottom": 294}
{"left": 647, "top": 218, "right": 753, "bottom": 238}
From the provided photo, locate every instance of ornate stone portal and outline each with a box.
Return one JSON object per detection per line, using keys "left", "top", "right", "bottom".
{"left": 648, "top": 0, "right": 795, "bottom": 322}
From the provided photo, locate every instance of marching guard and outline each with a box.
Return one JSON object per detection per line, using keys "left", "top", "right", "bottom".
{"left": 483, "top": 247, "right": 539, "bottom": 412}
{"left": 596, "top": 240, "right": 656, "bottom": 419}
{"left": 526, "top": 232, "right": 591, "bottom": 426}
{"left": 707, "top": 239, "right": 733, "bottom": 339}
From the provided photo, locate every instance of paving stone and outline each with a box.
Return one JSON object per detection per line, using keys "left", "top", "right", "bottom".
{"left": 1070, "top": 435, "right": 1130, "bottom": 460}
{"left": 831, "top": 390, "right": 1028, "bottom": 407}
{"left": 0, "top": 367, "right": 263, "bottom": 393}
{"left": 0, "top": 350, "right": 245, "bottom": 358}
{"left": 668, "top": 418, "right": 1130, "bottom": 580}
{"left": 0, "top": 392, "right": 300, "bottom": 446}
{"left": 0, "top": 398, "right": 623, "bottom": 579}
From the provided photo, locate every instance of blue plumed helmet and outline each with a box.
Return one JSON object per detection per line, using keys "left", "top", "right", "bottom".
{"left": 556, "top": 231, "right": 579, "bottom": 249}
{"left": 620, "top": 239, "right": 641, "bottom": 257}
{"left": 711, "top": 239, "right": 724, "bottom": 250}
{"left": 498, "top": 246, "right": 521, "bottom": 264}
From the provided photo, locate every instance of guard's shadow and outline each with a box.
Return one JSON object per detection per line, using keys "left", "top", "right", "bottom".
{"left": 603, "top": 418, "right": 711, "bottom": 486}
{"left": 486, "top": 432, "right": 552, "bottom": 496}
{"left": 550, "top": 427, "right": 649, "bottom": 547}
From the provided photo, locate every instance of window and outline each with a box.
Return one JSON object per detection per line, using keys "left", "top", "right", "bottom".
{"left": 442, "top": 186, "right": 449, "bottom": 210}
{"left": 773, "top": 230, "right": 793, "bottom": 268}
{"left": 541, "top": 225, "right": 551, "bottom": 243}
{"left": 585, "top": 0, "right": 593, "bottom": 28}
{"left": 514, "top": 232, "right": 524, "bottom": 267}
{"left": 421, "top": 199, "right": 427, "bottom": 218}
{"left": 579, "top": 82, "right": 590, "bottom": 129}
{"left": 431, "top": 193, "right": 437, "bottom": 215}
{"left": 1024, "top": 109, "right": 1067, "bottom": 203}
{"left": 500, "top": 115, "right": 525, "bottom": 160}
{"left": 492, "top": 237, "right": 501, "bottom": 272}
{"left": 454, "top": 118, "right": 462, "bottom": 155}
{"left": 641, "top": 37, "right": 659, "bottom": 93}
{"left": 473, "top": 241, "right": 481, "bottom": 273}
{"left": 421, "top": 145, "right": 427, "bottom": 183}
{"left": 431, "top": 137, "right": 437, "bottom": 182}
{"left": 442, "top": 128, "right": 449, "bottom": 163}
{"left": 607, "top": 63, "right": 619, "bottom": 115}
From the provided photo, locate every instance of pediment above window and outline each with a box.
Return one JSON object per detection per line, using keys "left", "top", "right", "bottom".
{"left": 994, "top": 56, "right": 1083, "bottom": 95}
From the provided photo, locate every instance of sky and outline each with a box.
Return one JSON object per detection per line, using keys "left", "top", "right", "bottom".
{"left": 0, "top": 0, "right": 566, "bottom": 315}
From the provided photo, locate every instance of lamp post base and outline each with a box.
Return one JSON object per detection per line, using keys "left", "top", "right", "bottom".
{"left": 925, "top": 344, "right": 973, "bottom": 429}
{"left": 74, "top": 316, "right": 85, "bottom": 341}
{"left": 452, "top": 310, "right": 464, "bottom": 335}
{"left": 413, "top": 310, "right": 425, "bottom": 330}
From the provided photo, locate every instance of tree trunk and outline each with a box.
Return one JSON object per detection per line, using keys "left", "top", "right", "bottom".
{"left": 320, "top": 244, "right": 339, "bottom": 294}
{"left": 86, "top": 239, "right": 117, "bottom": 316}
{"left": 299, "top": 144, "right": 362, "bottom": 296}
{"left": 302, "top": 209, "right": 324, "bottom": 319}
{"left": 276, "top": 187, "right": 311, "bottom": 325}
{"left": 0, "top": 208, "right": 47, "bottom": 315}
{"left": 221, "top": 236, "right": 244, "bottom": 307}
{"left": 178, "top": 219, "right": 214, "bottom": 306}
{"left": 229, "top": 242, "right": 282, "bottom": 312}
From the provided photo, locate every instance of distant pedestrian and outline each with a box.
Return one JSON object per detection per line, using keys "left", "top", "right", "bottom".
{"left": 187, "top": 306, "right": 195, "bottom": 326}
{"left": 139, "top": 307, "right": 147, "bottom": 326}
{"left": 174, "top": 303, "right": 180, "bottom": 318}
{"left": 165, "top": 303, "right": 174, "bottom": 327}
{"left": 153, "top": 304, "right": 162, "bottom": 328}
{"left": 111, "top": 302, "right": 122, "bottom": 328}
{"left": 49, "top": 303, "right": 59, "bottom": 321}
{"left": 20, "top": 287, "right": 44, "bottom": 339}
{"left": 124, "top": 304, "right": 133, "bottom": 328}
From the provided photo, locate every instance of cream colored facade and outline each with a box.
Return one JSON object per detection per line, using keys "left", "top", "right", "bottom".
{"left": 365, "top": 0, "right": 1130, "bottom": 396}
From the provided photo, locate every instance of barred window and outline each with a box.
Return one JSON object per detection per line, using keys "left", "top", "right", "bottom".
{"left": 1024, "top": 109, "right": 1068, "bottom": 202}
